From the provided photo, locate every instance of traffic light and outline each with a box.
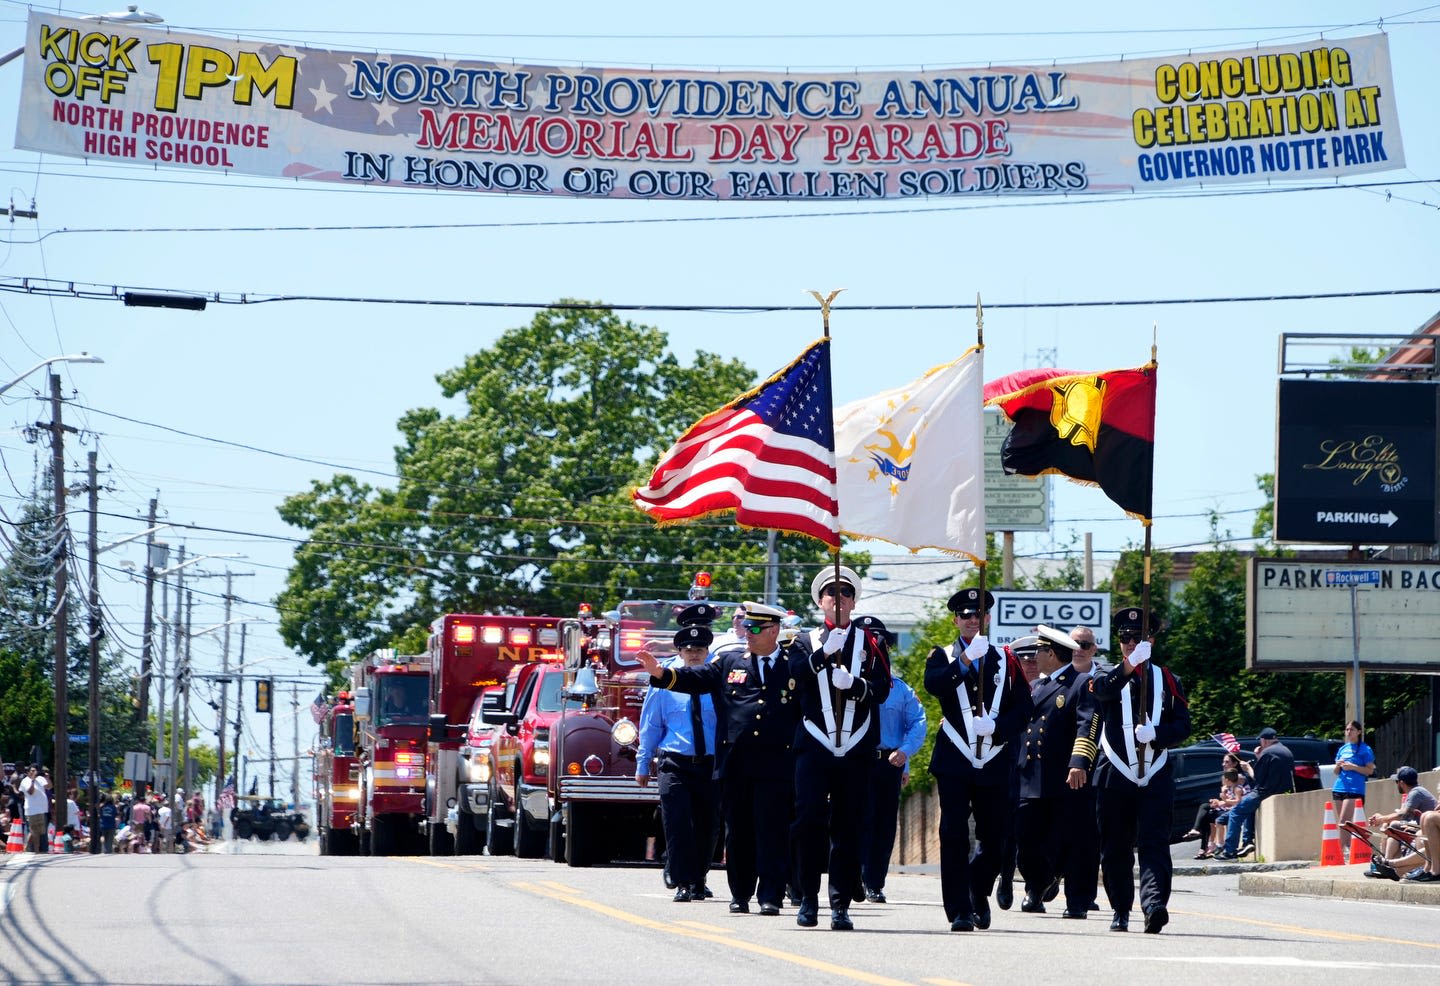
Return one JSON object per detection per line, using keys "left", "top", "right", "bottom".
{"left": 256, "top": 679, "right": 272, "bottom": 714}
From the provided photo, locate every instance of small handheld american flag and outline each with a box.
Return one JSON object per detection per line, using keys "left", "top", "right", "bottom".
{"left": 1212, "top": 732, "right": 1240, "bottom": 754}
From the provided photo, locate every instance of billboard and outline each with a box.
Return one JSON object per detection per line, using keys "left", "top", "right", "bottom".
{"left": 1275, "top": 379, "right": 1437, "bottom": 545}
{"left": 990, "top": 590, "right": 1111, "bottom": 650}
{"left": 1247, "top": 558, "right": 1440, "bottom": 671}
{"left": 14, "top": 14, "right": 1406, "bottom": 201}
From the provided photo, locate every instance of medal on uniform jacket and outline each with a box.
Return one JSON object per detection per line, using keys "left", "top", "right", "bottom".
{"left": 727, "top": 669, "right": 747, "bottom": 684}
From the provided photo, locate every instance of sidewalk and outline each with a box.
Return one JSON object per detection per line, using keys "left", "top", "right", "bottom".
{"left": 1234, "top": 860, "right": 1440, "bottom": 905}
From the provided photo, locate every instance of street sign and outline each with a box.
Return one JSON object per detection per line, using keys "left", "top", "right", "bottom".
{"left": 1275, "top": 379, "right": 1437, "bottom": 545}
{"left": 985, "top": 410, "right": 1050, "bottom": 532}
{"left": 123, "top": 751, "right": 152, "bottom": 783}
{"left": 989, "top": 590, "right": 1112, "bottom": 649}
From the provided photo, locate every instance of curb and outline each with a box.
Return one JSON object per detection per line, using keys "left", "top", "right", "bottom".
{"left": 1240, "top": 868, "right": 1440, "bottom": 905}
{"left": 1174, "top": 859, "right": 1314, "bottom": 877}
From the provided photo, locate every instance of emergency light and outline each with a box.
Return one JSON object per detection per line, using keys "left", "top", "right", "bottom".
{"left": 451, "top": 624, "right": 476, "bottom": 645}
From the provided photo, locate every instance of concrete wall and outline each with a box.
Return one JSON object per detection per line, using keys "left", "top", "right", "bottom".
{"left": 1259, "top": 769, "right": 1440, "bottom": 862}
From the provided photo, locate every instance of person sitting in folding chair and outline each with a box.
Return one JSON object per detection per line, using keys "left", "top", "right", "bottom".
{"left": 1361, "top": 766, "right": 1436, "bottom": 880}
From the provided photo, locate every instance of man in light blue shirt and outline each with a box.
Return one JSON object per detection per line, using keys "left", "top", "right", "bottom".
{"left": 858, "top": 650, "right": 927, "bottom": 904}
{"left": 637, "top": 604, "right": 720, "bottom": 902}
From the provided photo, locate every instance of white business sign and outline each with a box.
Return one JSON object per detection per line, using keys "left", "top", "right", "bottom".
{"left": 990, "top": 590, "right": 1111, "bottom": 649}
{"left": 1247, "top": 558, "right": 1440, "bottom": 671}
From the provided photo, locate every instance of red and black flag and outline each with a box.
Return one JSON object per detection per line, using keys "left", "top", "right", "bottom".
{"left": 983, "top": 363, "right": 1157, "bottom": 521}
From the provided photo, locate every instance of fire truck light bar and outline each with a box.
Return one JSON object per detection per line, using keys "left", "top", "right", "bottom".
{"left": 481, "top": 626, "right": 505, "bottom": 644}
{"left": 452, "top": 624, "right": 476, "bottom": 645}
{"left": 510, "top": 628, "right": 532, "bottom": 645}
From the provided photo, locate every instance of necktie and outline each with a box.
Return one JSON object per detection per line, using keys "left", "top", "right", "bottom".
{"left": 761, "top": 656, "right": 772, "bottom": 685}
{"left": 690, "top": 695, "right": 707, "bottom": 758}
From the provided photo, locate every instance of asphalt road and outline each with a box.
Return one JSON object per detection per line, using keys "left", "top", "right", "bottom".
{"left": 1, "top": 837, "right": 1435, "bottom": 986}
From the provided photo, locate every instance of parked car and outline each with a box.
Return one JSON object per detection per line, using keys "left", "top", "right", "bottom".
{"left": 1167, "top": 734, "right": 1342, "bottom": 843}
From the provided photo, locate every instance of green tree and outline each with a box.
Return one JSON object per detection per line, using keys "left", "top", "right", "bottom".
{"left": 277, "top": 303, "right": 844, "bottom": 668}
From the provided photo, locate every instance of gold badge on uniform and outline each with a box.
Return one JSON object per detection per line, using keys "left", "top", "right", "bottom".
{"left": 1056, "top": 695, "right": 1065, "bottom": 709}
{"left": 788, "top": 678, "right": 796, "bottom": 691}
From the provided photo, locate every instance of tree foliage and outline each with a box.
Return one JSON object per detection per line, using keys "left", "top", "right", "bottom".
{"left": 277, "top": 303, "right": 849, "bottom": 669}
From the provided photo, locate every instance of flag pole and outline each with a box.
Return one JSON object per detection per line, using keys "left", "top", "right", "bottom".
{"left": 809, "top": 289, "right": 845, "bottom": 589}
{"left": 975, "top": 293, "right": 988, "bottom": 712}
{"left": 1136, "top": 332, "right": 1158, "bottom": 779}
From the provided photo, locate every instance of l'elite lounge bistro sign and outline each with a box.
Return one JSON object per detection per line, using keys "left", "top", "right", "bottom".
{"left": 1275, "top": 379, "right": 1437, "bottom": 544}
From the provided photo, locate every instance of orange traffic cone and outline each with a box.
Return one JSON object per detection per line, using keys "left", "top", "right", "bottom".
{"left": 48, "top": 824, "right": 62, "bottom": 854}
{"left": 1349, "top": 800, "right": 1372, "bottom": 865}
{"left": 1320, "top": 801, "right": 1344, "bottom": 866}
{"left": 5, "top": 819, "right": 24, "bottom": 853}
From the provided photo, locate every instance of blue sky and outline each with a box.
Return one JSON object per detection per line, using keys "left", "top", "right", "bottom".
{"left": 1, "top": 2, "right": 1436, "bottom": 787}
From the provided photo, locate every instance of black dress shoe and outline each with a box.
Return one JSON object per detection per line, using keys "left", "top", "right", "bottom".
{"left": 1019, "top": 895, "right": 1046, "bottom": 914}
{"left": 1061, "top": 908, "right": 1088, "bottom": 919}
{"left": 663, "top": 867, "right": 676, "bottom": 889}
{"left": 673, "top": 887, "right": 693, "bottom": 902}
{"left": 865, "top": 889, "right": 886, "bottom": 903}
{"left": 850, "top": 886, "right": 865, "bottom": 904}
{"left": 1042, "top": 877, "right": 1060, "bottom": 903}
{"left": 950, "top": 915, "right": 974, "bottom": 932}
{"left": 787, "top": 885, "right": 803, "bottom": 907}
{"left": 1087, "top": 901, "right": 1100, "bottom": 911}
{"left": 759, "top": 902, "right": 781, "bottom": 917}
{"left": 728, "top": 900, "right": 749, "bottom": 913}
{"left": 1109, "top": 912, "right": 1129, "bottom": 932}
{"left": 830, "top": 909, "right": 854, "bottom": 931}
{"left": 1143, "top": 906, "right": 1169, "bottom": 934}
{"left": 696, "top": 885, "right": 714, "bottom": 899}
{"left": 995, "top": 879, "right": 1013, "bottom": 910}
{"left": 796, "top": 898, "right": 819, "bottom": 927}
{"left": 971, "top": 895, "right": 991, "bottom": 930}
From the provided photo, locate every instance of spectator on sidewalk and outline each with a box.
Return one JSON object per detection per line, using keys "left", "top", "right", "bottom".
{"left": 1216, "top": 728, "right": 1293, "bottom": 860}
{"left": 1332, "top": 720, "right": 1376, "bottom": 859}
{"left": 18, "top": 765, "right": 49, "bottom": 853}
{"left": 1369, "top": 766, "right": 1437, "bottom": 864}
{"left": 98, "top": 793, "right": 118, "bottom": 854}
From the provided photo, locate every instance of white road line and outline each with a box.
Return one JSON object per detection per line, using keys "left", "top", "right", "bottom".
{"left": 1126, "top": 957, "right": 1440, "bottom": 970}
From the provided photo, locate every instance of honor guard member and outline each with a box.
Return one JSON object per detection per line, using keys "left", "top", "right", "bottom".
{"left": 925, "top": 587, "right": 1034, "bottom": 932}
{"left": 636, "top": 603, "right": 721, "bottom": 902}
{"left": 1072, "top": 607, "right": 1191, "bottom": 934}
{"left": 1014, "top": 624, "right": 1099, "bottom": 919}
{"left": 992, "top": 634, "right": 1038, "bottom": 913}
{"left": 636, "top": 600, "right": 798, "bottom": 917}
{"left": 859, "top": 649, "right": 927, "bottom": 904}
{"left": 790, "top": 567, "right": 892, "bottom": 930}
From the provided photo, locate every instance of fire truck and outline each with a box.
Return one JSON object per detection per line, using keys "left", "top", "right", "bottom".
{"left": 312, "top": 691, "right": 360, "bottom": 856}
{"left": 484, "top": 657, "right": 566, "bottom": 858}
{"left": 423, "top": 613, "right": 563, "bottom": 856}
{"left": 545, "top": 575, "right": 743, "bottom": 867}
{"left": 350, "top": 650, "right": 431, "bottom": 856}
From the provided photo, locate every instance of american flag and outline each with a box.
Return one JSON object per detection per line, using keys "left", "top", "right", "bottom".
{"left": 310, "top": 691, "right": 329, "bottom": 725}
{"left": 217, "top": 778, "right": 236, "bottom": 813}
{"left": 634, "top": 340, "right": 839, "bottom": 546}
{"left": 1212, "top": 732, "right": 1241, "bottom": 754}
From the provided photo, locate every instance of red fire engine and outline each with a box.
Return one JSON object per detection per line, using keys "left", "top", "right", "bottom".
{"left": 312, "top": 691, "right": 360, "bottom": 856}
{"left": 484, "top": 657, "right": 566, "bottom": 858}
{"left": 350, "top": 650, "right": 430, "bottom": 856}
{"left": 546, "top": 574, "right": 743, "bottom": 867}
{"left": 423, "top": 613, "right": 563, "bottom": 856}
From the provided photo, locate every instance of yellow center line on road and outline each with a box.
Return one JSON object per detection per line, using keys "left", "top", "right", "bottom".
{"left": 409, "top": 857, "right": 493, "bottom": 872}
{"left": 1172, "top": 909, "right": 1440, "bottom": 950}
{"left": 672, "top": 920, "right": 738, "bottom": 935}
{"left": 512, "top": 881, "right": 918, "bottom": 986}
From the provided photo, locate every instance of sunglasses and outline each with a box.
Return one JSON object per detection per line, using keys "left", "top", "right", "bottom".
{"left": 1077, "top": 641, "right": 1096, "bottom": 649}
{"left": 958, "top": 610, "right": 981, "bottom": 619}
{"left": 821, "top": 584, "right": 856, "bottom": 598}
{"left": 1118, "top": 632, "right": 1140, "bottom": 643}
{"left": 744, "top": 623, "right": 774, "bottom": 634}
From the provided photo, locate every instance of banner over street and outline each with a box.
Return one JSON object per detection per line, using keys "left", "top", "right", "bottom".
{"left": 15, "top": 14, "right": 1405, "bottom": 200}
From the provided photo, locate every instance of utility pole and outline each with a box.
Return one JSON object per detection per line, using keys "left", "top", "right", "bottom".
{"left": 137, "top": 496, "right": 159, "bottom": 725}
{"left": 181, "top": 589, "right": 194, "bottom": 804}
{"left": 216, "top": 571, "right": 233, "bottom": 807}
{"left": 233, "top": 624, "right": 246, "bottom": 811}
{"left": 291, "top": 683, "right": 300, "bottom": 807}
{"left": 165, "top": 545, "right": 186, "bottom": 800}
{"left": 85, "top": 451, "right": 101, "bottom": 852}
{"left": 150, "top": 535, "right": 170, "bottom": 794}
{"left": 44, "top": 373, "right": 75, "bottom": 814}
{"left": 268, "top": 683, "right": 276, "bottom": 798}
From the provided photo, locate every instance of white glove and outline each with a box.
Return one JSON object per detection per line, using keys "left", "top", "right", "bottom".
{"left": 972, "top": 715, "right": 996, "bottom": 737}
{"left": 963, "top": 635, "right": 989, "bottom": 662}
{"left": 821, "top": 624, "right": 850, "bottom": 655}
{"left": 830, "top": 666, "right": 854, "bottom": 690}
{"left": 1134, "top": 722, "right": 1157, "bottom": 744}
{"left": 1128, "top": 640, "right": 1152, "bottom": 667}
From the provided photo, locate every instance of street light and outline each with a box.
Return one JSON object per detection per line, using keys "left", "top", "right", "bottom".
{"left": 0, "top": 7, "right": 164, "bottom": 69}
{"left": 0, "top": 353, "right": 102, "bottom": 397}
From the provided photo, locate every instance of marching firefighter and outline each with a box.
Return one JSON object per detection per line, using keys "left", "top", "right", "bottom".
{"left": 789, "top": 566, "right": 891, "bottom": 931}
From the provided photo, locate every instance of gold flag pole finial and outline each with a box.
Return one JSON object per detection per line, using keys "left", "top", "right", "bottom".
{"left": 976, "top": 293, "right": 985, "bottom": 348}
{"left": 808, "top": 289, "right": 844, "bottom": 339}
